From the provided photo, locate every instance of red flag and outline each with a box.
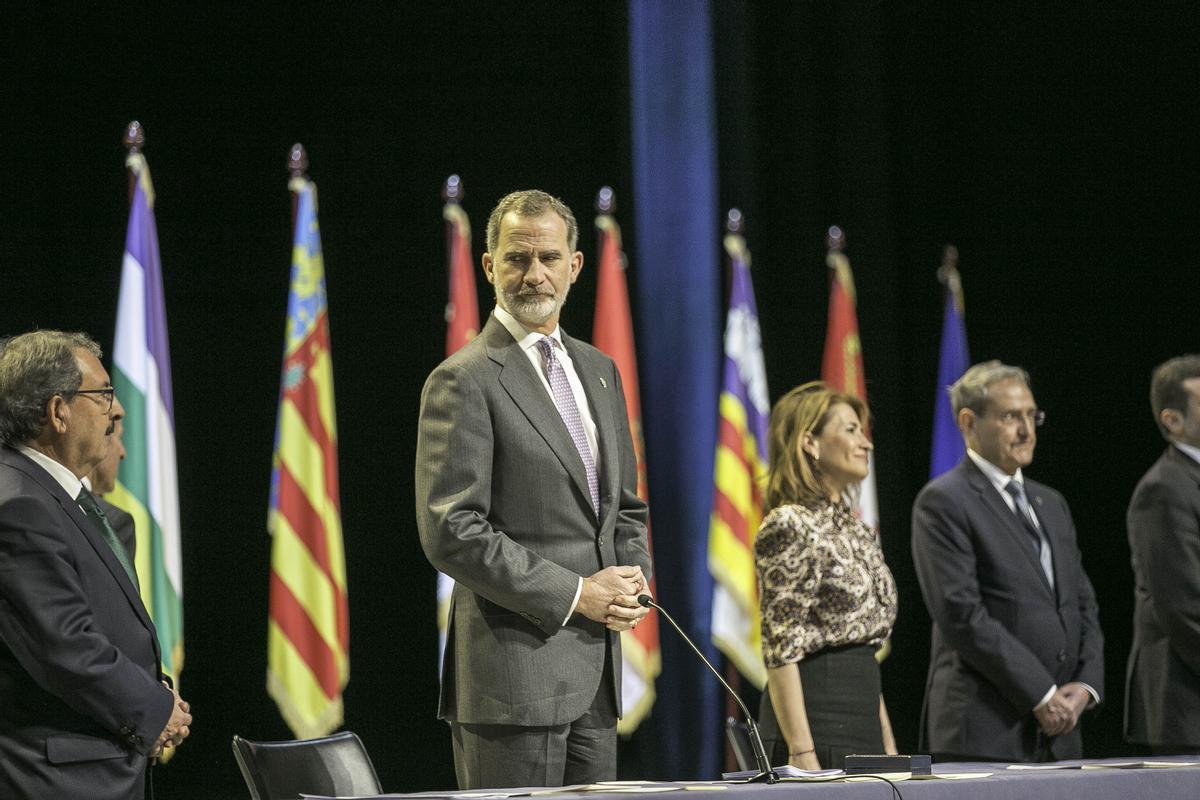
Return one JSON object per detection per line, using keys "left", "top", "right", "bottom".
{"left": 592, "top": 196, "right": 660, "bottom": 734}
{"left": 444, "top": 199, "right": 479, "bottom": 354}
{"left": 437, "top": 181, "right": 480, "bottom": 673}
{"left": 820, "top": 228, "right": 879, "bottom": 526}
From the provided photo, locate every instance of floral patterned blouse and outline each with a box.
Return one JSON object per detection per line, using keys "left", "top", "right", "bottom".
{"left": 755, "top": 501, "right": 897, "bottom": 668}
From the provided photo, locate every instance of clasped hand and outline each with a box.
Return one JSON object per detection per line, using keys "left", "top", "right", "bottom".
{"left": 151, "top": 687, "right": 192, "bottom": 758}
{"left": 1033, "top": 682, "right": 1090, "bottom": 737}
{"left": 577, "top": 565, "right": 650, "bottom": 631}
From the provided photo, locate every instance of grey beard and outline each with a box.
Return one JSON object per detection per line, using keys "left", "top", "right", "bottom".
{"left": 498, "top": 286, "right": 567, "bottom": 326}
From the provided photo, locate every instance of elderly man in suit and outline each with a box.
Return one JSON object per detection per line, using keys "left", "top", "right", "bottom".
{"left": 911, "top": 360, "right": 1103, "bottom": 762}
{"left": 416, "top": 190, "right": 652, "bottom": 789}
{"left": 0, "top": 330, "right": 191, "bottom": 799}
{"left": 1126, "top": 354, "right": 1200, "bottom": 754}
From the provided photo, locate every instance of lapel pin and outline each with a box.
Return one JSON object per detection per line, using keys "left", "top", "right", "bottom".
{"left": 599, "top": 377, "right": 607, "bottom": 388}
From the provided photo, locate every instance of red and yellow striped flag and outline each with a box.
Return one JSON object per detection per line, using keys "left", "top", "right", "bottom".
{"left": 267, "top": 174, "right": 349, "bottom": 738}
{"left": 591, "top": 192, "right": 661, "bottom": 733}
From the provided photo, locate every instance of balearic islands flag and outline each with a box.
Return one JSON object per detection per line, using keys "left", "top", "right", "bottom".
{"left": 110, "top": 150, "right": 184, "bottom": 683}
{"left": 930, "top": 247, "right": 969, "bottom": 479}
{"left": 591, "top": 192, "right": 661, "bottom": 733}
{"left": 708, "top": 222, "right": 770, "bottom": 689}
{"left": 267, "top": 174, "right": 349, "bottom": 738}
{"left": 436, "top": 181, "right": 479, "bottom": 673}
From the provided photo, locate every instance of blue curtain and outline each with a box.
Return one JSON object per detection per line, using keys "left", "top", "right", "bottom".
{"left": 629, "top": 0, "right": 722, "bottom": 779}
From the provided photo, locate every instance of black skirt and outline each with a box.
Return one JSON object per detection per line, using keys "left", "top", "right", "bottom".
{"left": 758, "top": 643, "right": 884, "bottom": 770}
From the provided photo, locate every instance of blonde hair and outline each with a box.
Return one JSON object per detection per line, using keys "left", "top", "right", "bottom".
{"left": 764, "top": 380, "right": 869, "bottom": 511}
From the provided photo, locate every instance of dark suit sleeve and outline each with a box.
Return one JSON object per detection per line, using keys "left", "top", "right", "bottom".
{"left": 912, "top": 483, "right": 1058, "bottom": 712}
{"left": 0, "top": 494, "right": 173, "bottom": 754}
{"left": 608, "top": 363, "right": 652, "bottom": 580}
{"left": 1128, "top": 475, "right": 1200, "bottom": 675}
{"left": 416, "top": 362, "right": 584, "bottom": 637}
{"left": 1058, "top": 496, "right": 1104, "bottom": 696}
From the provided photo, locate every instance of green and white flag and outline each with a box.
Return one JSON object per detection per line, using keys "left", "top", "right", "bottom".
{"left": 110, "top": 153, "right": 184, "bottom": 681}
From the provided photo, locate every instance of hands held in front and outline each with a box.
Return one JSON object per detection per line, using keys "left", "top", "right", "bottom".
{"left": 577, "top": 565, "right": 650, "bottom": 632}
{"left": 151, "top": 688, "right": 192, "bottom": 758}
{"left": 1034, "top": 682, "right": 1090, "bottom": 737}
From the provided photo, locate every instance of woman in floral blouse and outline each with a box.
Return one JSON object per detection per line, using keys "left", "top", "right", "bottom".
{"left": 755, "top": 381, "right": 898, "bottom": 770}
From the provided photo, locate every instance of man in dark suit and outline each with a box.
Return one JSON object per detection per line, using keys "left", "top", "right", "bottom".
{"left": 88, "top": 416, "right": 137, "bottom": 564}
{"left": 0, "top": 331, "right": 191, "bottom": 799}
{"left": 1126, "top": 354, "right": 1200, "bottom": 753}
{"left": 911, "top": 360, "right": 1103, "bottom": 762}
{"left": 416, "top": 190, "right": 652, "bottom": 789}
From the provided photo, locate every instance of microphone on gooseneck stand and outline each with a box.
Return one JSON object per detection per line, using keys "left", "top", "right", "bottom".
{"left": 636, "top": 594, "right": 778, "bottom": 784}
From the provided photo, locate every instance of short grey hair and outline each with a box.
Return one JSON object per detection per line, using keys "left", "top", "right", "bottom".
{"left": 0, "top": 330, "right": 102, "bottom": 446}
{"left": 485, "top": 190, "right": 578, "bottom": 254}
{"left": 949, "top": 359, "right": 1031, "bottom": 416}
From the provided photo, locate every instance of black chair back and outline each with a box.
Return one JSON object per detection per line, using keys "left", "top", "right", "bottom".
{"left": 231, "top": 731, "right": 382, "bottom": 800}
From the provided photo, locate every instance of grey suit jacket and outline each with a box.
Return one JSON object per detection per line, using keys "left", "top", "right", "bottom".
{"left": 0, "top": 446, "right": 173, "bottom": 800}
{"left": 416, "top": 315, "right": 652, "bottom": 727}
{"left": 1125, "top": 445, "right": 1200, "bottom": 747}
{"left": 911, "top": 458, "right": 1104, "bottom": 760}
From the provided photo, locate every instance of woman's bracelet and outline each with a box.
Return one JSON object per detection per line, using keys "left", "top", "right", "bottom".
{"left": 790, "top": 748, "right": 815, "bottom": 756}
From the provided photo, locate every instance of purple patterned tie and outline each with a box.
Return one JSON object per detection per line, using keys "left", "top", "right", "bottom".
{"left": 537, "top": 337, "right": 600, "bottom": 515}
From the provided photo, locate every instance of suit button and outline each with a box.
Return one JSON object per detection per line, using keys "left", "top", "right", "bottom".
{"left": 598, "top": 536, "right": 605, "bottom": 546}
{"left": 1057, "top": 650, "right": 1066, "bottom": 663}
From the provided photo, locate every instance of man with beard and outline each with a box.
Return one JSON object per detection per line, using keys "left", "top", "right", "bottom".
{"left": 911, "top": 360, "right": 1103, "bottom": 762}
{"left": 0, "top": 330, "right": 191, "bottom": 799}
{"left": 416, "top": 190, "right": 653, "bottom": 788}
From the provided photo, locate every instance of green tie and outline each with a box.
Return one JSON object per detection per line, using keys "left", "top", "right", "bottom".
{"left": 76, "top": 487, "right": 139, "bottom": 589}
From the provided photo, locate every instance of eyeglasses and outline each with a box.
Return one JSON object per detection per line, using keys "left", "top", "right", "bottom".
{"left": 989, "top": 409, "right": 1046, "bottom": 428}
{"left": 71, "top": 387, "right": 115, "bottom": 413}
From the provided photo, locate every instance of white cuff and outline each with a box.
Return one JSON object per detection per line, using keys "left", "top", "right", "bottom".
{"left": 1033, "top": 684, "right": 1057, "bottom": 711}
{"left": 562, "top": 576, "right": 584, "bottom": 626}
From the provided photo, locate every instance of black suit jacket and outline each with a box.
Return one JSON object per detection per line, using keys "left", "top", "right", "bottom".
{"left": 911, "top": 458, "right": 1104, "bottom": 760}
{"left": 1125, "top": 445, "right": 1200, "bottom": 748}
{"left": 0, "top": 446, "right": 173, "bottom": 800}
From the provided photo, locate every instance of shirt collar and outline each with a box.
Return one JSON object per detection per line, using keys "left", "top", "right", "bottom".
{"left": 1174, "top": 441, "right": 1200, "bottom": 465}
{"left": 493, "top": 305, "right": 564, "bottom": 352}
{"left": 967, "top": 447, "right": 1025, "bottom": 493}
{"left": 17, "top": 444, "right": 85, "bottom": 500}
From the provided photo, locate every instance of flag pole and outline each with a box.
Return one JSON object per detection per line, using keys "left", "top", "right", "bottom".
{"left": 123, "top": 121, "right": 144, "bottom": 205}
{"left": 288, "top": 143, "right": 309, "bottom": 227}
{"left": 937, "top": 244, "right": 964, "bottom": 314}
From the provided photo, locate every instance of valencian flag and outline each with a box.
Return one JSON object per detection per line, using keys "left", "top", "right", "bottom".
{"left": 110, "top": 137, "right": 184, "bottom": 684}
{"left": 267, "top": 168, "right": 349, "bottom": 738}
{"left": 436, "top": 176, "right": 479, "bottom": 673}
{"left": 591, "top": 189, "right": 661, "bottom": 733}
{"left": 820, "top": 229, "right": 878, "bottom": 531}
{"left": 931, "top": 246, "right": 969, "bottom": 479}
{"left": 708, "top": 215, "right": 770, "bottom": 688}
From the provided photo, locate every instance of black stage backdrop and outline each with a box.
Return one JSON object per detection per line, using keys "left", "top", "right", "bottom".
{"left": 3, "top": 3, "right": 1198, "bottom": 798}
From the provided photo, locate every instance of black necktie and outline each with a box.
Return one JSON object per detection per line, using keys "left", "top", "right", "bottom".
{"left": 76, "top": 487, "right": 139, "bottom": 589}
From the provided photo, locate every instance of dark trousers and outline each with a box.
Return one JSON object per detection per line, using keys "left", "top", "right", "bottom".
{"left": 450, "top": 657, "right": 618, "bottom": 789}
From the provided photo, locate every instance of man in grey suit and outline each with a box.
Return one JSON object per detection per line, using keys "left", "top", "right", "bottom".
{"left": 912, "top": 360, "right": 1103, "bottom": 762}
{"left": 1126, "top": 354, "right": 1200, "bottom": 753}
{"left": 416, "top": 190, "right": 652, "bottom": 789}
